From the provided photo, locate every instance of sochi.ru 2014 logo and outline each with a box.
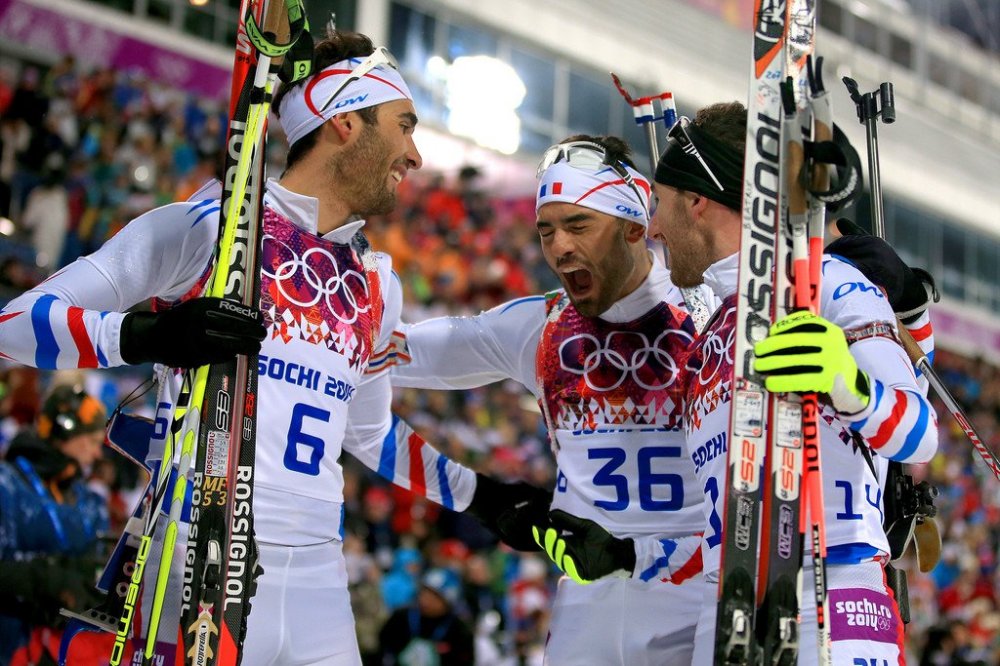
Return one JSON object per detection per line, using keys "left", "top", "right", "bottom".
{"left": 835, "top": 598, "right": 893, "bottom": 632}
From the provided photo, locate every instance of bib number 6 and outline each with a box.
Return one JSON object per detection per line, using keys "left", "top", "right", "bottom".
{"left": 284, "top": 402, "right": 330, "bottom": 476}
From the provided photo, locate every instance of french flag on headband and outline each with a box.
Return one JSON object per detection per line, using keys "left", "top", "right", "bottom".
{"left": 539, "top": 182, "right": 563, "bottom": 198}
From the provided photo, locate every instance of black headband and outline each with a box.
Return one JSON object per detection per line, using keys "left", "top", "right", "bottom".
{"left": 654, "top": 123, "right": 743, "bottom": 212}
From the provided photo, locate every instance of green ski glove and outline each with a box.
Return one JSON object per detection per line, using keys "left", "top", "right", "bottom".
{"left": 753, "top": 311, "right": 870, "bottom": 415}
{"left": 531, "top": 510, "right": 635, "bottom": 584}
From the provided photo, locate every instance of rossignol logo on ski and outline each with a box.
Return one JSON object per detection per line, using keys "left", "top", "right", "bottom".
{"left": 224, "top": 466, "right": 254, "bottom": 610}
{"left": 739, "top": 111, "right": 781, "bottom": 381}
{"left": 182, "top": 472, "right": 204, "bottom": 616}
{"left": 222, "top": 119, "right": 254, "bottom": 299}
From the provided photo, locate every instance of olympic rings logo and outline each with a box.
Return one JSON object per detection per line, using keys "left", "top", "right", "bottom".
{"left": 262, "top": 235, "right": 370, "bottom": 325}
{"left": 695, "top": 306, "right": 736, "bottom": 386}
{"left": 558, "top": 329, "right": 693, "bottom": 392}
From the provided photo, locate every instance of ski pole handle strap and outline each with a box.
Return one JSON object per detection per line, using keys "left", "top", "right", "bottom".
{"left": 802, "top": 123, "right": 864, "bottom": 212}
{"left": 279, "top": 0, "right": 314, "bottom": 83}
{"left": 245, "top": 0, "right": 308, "bottom": 58}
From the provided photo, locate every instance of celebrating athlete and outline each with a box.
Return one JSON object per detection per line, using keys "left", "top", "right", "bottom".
{"left": 0, "top": 29, "right": 540, "bottom": 665}
{"left": 648, "top": 102, "right": 939, "bottom": 665}
{"left": 390, "top": 135, "right": 710, "bottom": 664}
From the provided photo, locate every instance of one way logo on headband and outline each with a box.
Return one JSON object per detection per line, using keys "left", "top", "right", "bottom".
{"left": 616, "top": 204, "right": 643, "bottom": 218}
{"left": 335, "top": 93, "right": 369, "bottom": 109}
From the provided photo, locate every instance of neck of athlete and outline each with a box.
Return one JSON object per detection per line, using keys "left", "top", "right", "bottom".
{"left": 704, "top": 205, "right": 742, "bottom": 267}
{"left": 621, "top": 243, "right": 654, "bottom": 298}
{"left": 278, "top": 161, "right": 353, "bottom": 236}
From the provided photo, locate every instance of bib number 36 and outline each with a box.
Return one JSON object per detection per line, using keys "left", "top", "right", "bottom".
{"left": 589, "top": 446, "right": 684, "bottom": 512}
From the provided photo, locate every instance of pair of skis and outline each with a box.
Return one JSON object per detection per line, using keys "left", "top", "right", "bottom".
{"left": 59, "top": 2, "right": 311, "bottom": 665}
{"left": 716, "top": 1, "right": 838, "bottom": 663}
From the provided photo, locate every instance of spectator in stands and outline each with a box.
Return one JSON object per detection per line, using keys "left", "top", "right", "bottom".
{"left": 378, "top": 567, "right": 474, "bottom": 666}
{"left": 0, "top": 384, "right": 109, "bottom": 663}
{"left": 20, "top": 153, "right": 69, "bottom": 275}
{"left": 382, "top": 547, "right": 424, "bottom": 613}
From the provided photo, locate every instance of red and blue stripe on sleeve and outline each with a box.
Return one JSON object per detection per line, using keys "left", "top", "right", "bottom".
{"left": 849, "top": 378, "right": 938, "bottom": 463}
{"left": 376, "top": 414, "right": 458, "bottom": 510}
{"left": 0, "top": 293, "right": 118, "bottom": 369}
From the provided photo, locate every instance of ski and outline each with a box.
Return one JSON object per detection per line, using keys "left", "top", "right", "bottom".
{"left": 102, "top": 1, "right": 311, "bottom": 664}
{"left": 176, "top": 2, "right": 310, "bottom": 665}
{"left": 754, "top": 1, "right": 820, "bottom": 663}
{"left": 714, "top": 1, "right": 790, "bottom": 663}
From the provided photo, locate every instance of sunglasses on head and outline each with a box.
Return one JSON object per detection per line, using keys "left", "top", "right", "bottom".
{"left": 536, "top": 141, "right": 654, "bottom": 218}
{"left": 317, "top": 46, "right": 400, "bottom": 115}
{"left": 667, "top": 116, "right": 724, "bottom": 192}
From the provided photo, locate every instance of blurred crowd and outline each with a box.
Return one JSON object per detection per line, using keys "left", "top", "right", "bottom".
{"left": 0, "top": 55, "right": 997, "bottom": 665}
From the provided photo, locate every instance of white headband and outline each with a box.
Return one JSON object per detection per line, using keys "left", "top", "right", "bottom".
{"left": 536, "top": 161, "right": 652, "bottom": 227}
{"left": 278, "top": 56, "right": 413, "bottom": 146}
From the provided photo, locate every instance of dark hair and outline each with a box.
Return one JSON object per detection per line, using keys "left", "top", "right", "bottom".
{"left": 561, "top": 134, "right": 638, "bottom": 170}
{"left": 274, "top": 29, "right": 380, "bottom": 169}
{"left": 692, "top": 102, "right": 747, "bottom": 157}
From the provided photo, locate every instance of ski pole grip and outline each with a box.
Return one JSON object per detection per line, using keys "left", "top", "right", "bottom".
{"left": 896, "top": 319, "right": 926, "bottom": 366}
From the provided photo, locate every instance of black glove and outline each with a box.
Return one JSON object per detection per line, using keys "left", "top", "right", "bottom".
{"left": 120, "top": 297, "right": 267, "bottom": 368}
{"left": 531, "top": 510, "right": 635, "bottom": 583}
{"left": 826, "top": 219, "right": 938, "bottom": 324}
{"left": 464, "top": 473, "right": 551, "bottom": 552}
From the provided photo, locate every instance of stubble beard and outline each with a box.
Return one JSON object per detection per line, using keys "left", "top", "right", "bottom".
{"left": 330, "top": 123, "right": 398, "bottom": 217}
{"left": 570, "top": 229, "right": 634, "bottom": 318}
{"left": 666, "top": 203, "right": 712, "bottom": 288}
{"left": 668, "top": 248, "right": 708, "bottom": 288}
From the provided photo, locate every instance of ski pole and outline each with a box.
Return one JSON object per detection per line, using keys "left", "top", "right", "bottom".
{"left": 843, "top": 77, "right": 1000, "bottom": 482}
{"left": 799, "top": 55, "right": 833, "bottom": 666}
{"left": 609, "top": 73, "right": 676, "bottom": 176}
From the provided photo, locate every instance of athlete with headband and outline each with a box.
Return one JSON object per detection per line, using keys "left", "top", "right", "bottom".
{"left": 647, "top": 102, "right": 939, "bottom": 665}
{"left": 0, "top": 30, "right": 543, "bottom": 664}
{"left": 389, "top": 135, "right": 713, "bottom": 664}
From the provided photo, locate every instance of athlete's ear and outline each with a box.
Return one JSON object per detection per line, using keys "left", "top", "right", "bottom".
{"left": 689, "top": 192, "right": 710, "bottom": 218}
{"left": 325, "top": 112, "right": 355, "bottom": 143}
{"left": 624, "top": 221, "right": 646, "bottom": 243}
